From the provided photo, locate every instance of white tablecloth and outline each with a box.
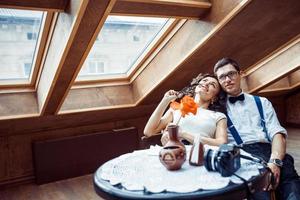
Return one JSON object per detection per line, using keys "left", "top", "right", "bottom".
{"left": 97, "top": 145, "right": 262, "bottom": 193}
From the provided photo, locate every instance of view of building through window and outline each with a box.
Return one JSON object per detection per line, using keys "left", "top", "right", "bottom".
{"left": 77, "top": 16, "right": 168, "bottom": 80}
{"left": 0, "top": 8, "right": 43, "bottom": 82}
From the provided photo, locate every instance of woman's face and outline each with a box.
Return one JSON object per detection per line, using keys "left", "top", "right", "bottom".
{"left": 195, "top": 76, "right": 220, "bottom": 101}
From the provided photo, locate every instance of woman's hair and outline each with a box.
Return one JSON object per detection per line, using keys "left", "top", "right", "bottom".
{"left": 178, "top": 73, "right": 227, "bottom": 114}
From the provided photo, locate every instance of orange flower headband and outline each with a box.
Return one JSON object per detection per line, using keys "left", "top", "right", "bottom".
{"left": 170, "top": 95, "right": 198, "bottom": 117}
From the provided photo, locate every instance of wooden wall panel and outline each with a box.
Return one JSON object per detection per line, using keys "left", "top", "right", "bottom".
{"left": 33, "top": 127, "right": 138, "bottom": 184}
{"left": 0, "top": 92, "right": 38, "bottom": 118}
{"left": 60, "top": 85, "right": 134, "bottom": 111}
{"left": 0, "top": 115, "right": 151, "bottom": 187}
{"left": 0, "top": 137, "right": 9, "bottom": 181}
{"left": 268, "top": 96, "right": 287, "bottom": 126}
{"left": 286, "top": 90, "right": 300, "bottom": 126}
{"left": 7, "top": 135, "right": 34, "bottom": 181}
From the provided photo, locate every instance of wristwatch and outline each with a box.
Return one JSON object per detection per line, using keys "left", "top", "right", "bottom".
{"left": 269, "top": 158, "right": 283, "bottom": 167}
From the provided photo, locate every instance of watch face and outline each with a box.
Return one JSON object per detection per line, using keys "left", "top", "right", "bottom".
{"left": 271, "top": 158, "right": 283, "bottom": 167}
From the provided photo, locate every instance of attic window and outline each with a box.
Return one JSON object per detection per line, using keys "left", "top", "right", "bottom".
{"left": 0, "top": 8, "right": 43, "bottom": 85}
{"left": 76, "top": 15, "right": 169, "bottom": 82}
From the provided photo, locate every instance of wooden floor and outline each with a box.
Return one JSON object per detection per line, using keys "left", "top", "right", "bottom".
{"left": 0, "top": 128, "right": 299, "bottom": 200}
{"left": 0, "top": 175, "right": 103, "bottom": 200}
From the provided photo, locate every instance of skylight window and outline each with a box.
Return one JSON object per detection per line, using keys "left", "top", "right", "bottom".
{"left": 77, "top": 16, "right": 169, "bottom": 81}
{"left": 0, "top": 8, "right": 43, "bottom": 84}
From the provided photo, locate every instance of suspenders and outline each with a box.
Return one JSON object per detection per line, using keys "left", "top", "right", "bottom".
{"left": 226, "top": 114, "right": 243, "bottom": 145}
{"left": 253, "top": 95, "right": 268, "bottom": 138}
{"left": 226, "top": 95, "right": 270, "bottom": 145}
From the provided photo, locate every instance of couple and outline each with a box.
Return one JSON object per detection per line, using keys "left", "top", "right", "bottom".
{"left": 144, "top": 58, "right": 300, "bottom": 200}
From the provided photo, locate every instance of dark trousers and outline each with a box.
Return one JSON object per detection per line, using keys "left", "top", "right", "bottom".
{"left": 242, "top": 143, "right": 300, "bottom": 200}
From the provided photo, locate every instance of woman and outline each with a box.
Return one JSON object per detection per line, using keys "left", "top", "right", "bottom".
{"left": 143, "top": 73, "right": 227, "bottom": 146}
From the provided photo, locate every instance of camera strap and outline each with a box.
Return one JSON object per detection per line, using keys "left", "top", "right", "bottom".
{"left": 219, "top": 159, "right": 254, "bottom": 200}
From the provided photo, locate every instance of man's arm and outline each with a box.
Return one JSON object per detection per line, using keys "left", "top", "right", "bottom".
{"left": 268, "top": 133, "right": 286, "bottom": 189}
{"left": 271, "top": 133, "right": 286, "bottom": 160}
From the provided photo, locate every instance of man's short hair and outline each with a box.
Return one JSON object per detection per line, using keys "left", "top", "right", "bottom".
{"left": 213, "top": 58, "right": 240, "bottom": 74}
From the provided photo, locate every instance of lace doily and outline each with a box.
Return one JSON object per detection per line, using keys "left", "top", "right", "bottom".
{"left": 96, "top": 145, "right": 262, "bottom": 193}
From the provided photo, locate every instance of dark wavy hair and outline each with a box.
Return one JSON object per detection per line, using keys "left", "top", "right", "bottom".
{"left": 178, "top": 73, "right": 227, "bottom": 114}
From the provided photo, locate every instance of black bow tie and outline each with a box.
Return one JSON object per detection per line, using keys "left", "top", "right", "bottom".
{"left": 229, "top": 94, "right": 245, "bottom": 103}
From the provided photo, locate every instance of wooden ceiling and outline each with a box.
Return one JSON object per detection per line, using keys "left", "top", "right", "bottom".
{"left": 140, "top": 0, "right": 300, "bottom": 104}
{"left": 0, "top": 0, "right": 300, "bottom": 124}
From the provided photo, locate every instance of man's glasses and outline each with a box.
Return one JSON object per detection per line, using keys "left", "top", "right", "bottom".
{"left": 217, "top": 71, "right": 239, "bottom": 82}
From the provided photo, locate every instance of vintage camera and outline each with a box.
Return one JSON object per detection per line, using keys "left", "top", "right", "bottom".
{"left": 204, "top": 144, "right": 241, "bottom": 177}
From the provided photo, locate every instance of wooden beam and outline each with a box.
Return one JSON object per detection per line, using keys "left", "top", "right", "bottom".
{"left": 31, "top": 12, "right": 55, "bottom": 88}
{"left": 289, "top": 70, "right": 300, "bottom": 86}
{"left": 131, "top": 0, "right": 300, "bottom": 103}
{"left": 132, "top": 0, "right": 251, "bottom": 104}
{"left": 118, "top": 0, "right": 212, "bottom": 8}
{"left": 259, "top": 70, "right": 300, "bottom": 95}
{"left": 261, "top": 77, "right": 290, "bottom": 91}
{"left": 111, "top": 0, "right": 211, "bottom": 19}
{"left": 37, "top": 0, "right": 116, "bottom": 115}
{"left": 0, "top": 0, "right": 69, "bottom": 12}
{"left": 0, "top": 104, "right": 155, "bottom": 137}
{"left": 244, "top": 37, "right": 300, "bottom": 93}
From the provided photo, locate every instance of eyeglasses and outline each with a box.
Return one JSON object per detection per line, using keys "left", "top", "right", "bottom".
{"left": 217, "top": 71, "right": 239, "bottom": 82}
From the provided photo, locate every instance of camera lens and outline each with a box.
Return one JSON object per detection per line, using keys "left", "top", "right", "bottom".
{"left": 204, "top": 145, "right": 241, "bottom": 177}
{"left": 204, "top": 149, "right": 219, "bottom": 172}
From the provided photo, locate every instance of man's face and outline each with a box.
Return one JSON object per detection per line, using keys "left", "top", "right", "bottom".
{"left": 215, "top": 64, "right": 241, "bottom": 96}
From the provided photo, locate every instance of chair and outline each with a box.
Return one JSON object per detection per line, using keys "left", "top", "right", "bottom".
{"left": 140, "top": 134, "right": 162, "bottom": 149}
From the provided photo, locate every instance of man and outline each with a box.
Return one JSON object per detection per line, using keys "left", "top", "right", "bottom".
{"left": 214, "top": 57, "right": 300, "bottom": 199}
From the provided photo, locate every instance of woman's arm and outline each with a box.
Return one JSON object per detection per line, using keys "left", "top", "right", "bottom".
{"left": 143, "top": 90, "right": 178, "bottom": 137}
{"left": 179, "top": 118, "right": 228, "bottom": 146}
{"left": 201, "top": 118, "right": 227, "bottom": 146}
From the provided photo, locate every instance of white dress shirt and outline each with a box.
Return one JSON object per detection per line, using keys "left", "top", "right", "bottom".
{"left": 226, "top": 92, "right": 287, "bottom": 144}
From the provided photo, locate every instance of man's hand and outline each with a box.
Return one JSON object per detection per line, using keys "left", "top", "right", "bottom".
{"left": 267, "top": 163, "right": 281, "bottom": 190}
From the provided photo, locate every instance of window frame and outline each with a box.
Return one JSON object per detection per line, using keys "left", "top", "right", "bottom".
{"left": 0, "top": 11, "right": 54, "bottom": 90}
{"left": 73, "top": 17, "right": 184, "bottom": 87}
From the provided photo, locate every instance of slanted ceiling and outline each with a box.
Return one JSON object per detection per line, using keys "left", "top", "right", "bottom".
{"left": 140, "top": 0, "right": 300, "bottom": 104}
{"left": 0, "top": 0, "right": 300, "bottom": 125}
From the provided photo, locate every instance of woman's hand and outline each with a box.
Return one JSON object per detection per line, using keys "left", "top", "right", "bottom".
{"left": 161, "top": 130, "right": 170, "bottom": 146}
{"left": 161, "top": 129, "right": 184, "bottom": 146}
{"left": 163, "top": 90, "right": 179, "bottom": 102}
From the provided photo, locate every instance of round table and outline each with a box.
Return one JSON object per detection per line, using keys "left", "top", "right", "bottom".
{"left": 93, "top": 147, "right": 272, "bottom": 200}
